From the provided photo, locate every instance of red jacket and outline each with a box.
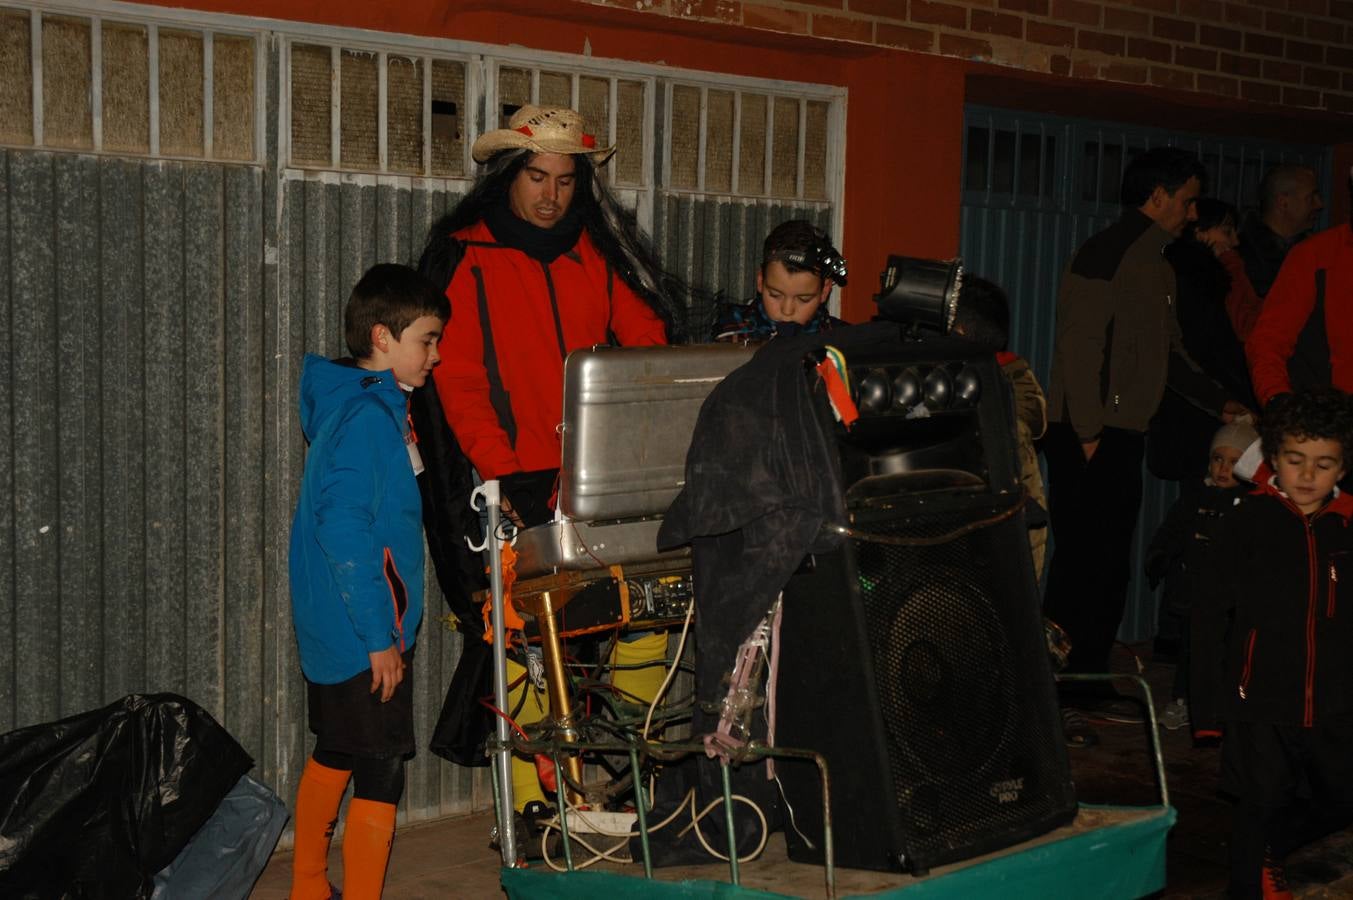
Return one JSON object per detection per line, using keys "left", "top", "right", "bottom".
{"left": 1218, "top": 249, "right": 1264, "bottom": 343}
{"left": 1247, "top": 225, "right": 1353, "bottom": 405}
{"left": 433, "top": 220, "right": 667, "bottom": 479}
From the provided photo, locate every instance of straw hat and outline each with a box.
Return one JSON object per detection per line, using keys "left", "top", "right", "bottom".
{"left": 471, "top": 105, "right": 616, "bottom": 165}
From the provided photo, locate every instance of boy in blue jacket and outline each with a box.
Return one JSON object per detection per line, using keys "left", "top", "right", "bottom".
{"left": 288, "top": 263, "right": 448, "bottom": 900}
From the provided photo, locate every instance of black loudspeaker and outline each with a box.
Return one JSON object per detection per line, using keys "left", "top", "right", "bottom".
{"left": 776, "top": 337, "right": 1076, "bottom": 874}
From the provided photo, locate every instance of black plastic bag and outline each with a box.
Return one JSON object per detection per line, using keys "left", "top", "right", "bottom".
{"left": 0, "top": 693, "right": 253, "bottom": 899}
{"left": 150, "top": 774, "right": 288, "bottom": 900}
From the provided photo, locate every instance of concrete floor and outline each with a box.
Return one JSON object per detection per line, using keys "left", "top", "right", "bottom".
{"left": 249, "top": 646, "right": 1353, "bottom": 898}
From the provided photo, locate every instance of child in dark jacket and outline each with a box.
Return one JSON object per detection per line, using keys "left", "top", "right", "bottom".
{"left": 1145, "top": 421, "right": 1256, "bottom": 731}
{"left": 1191, "top": 388, "right": 1353, "bottom": 900}
{"left": 288, "top": 264, "right": 449, "bottom": 900}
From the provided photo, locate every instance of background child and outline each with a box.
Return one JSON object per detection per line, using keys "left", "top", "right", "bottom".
{"left": 950, "top": 275, "right": 1049, "bottom": 580}
{"left": 1191, "top": 388, "right": 1353, "bottom": 900}
{"left": 288, "top": 263, "right": 448, "bottom": 900}
{"left": 1144, "top": 421, "right": 1257, "bottom": 732}
{"left": 949, "top": 277, "right": 1103, "bottom": 749}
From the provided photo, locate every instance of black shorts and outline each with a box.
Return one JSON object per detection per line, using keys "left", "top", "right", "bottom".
{"left": 308, "top": 646, "right": 417, "bottom": 759}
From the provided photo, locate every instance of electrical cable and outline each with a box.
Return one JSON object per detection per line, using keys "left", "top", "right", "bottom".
{"left": 478, "top": 697, "right": 530, "bottom": 740}
{"left": 536, "top": 787, "right": 770, "bottom": 872}
{"left": 642, "top": 598, "right": 696, "bottom": 742}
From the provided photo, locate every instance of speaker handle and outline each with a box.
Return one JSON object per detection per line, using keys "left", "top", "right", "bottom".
{"left": 825, "top": 487, "right": 1026, "bottom": 548}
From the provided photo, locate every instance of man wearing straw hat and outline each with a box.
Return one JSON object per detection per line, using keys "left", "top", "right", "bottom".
{"left": 415, "top": 105, "right": 677, "bottom": 846}
{"left": 422, "top": 105, "right": 675, "bottom": 505}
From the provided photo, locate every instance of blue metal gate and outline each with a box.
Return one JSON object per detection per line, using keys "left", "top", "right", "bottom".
{"left": 958, "top": 105, "right": 1330, "bottom": 642}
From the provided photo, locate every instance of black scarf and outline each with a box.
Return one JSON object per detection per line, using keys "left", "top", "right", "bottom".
{"left": 484, "top": 200, "right": 584, "bottom": 263}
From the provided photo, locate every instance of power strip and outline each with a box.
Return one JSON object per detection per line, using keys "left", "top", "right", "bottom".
{"left": 564, "top": 809, "right": 638, "bottom": 835}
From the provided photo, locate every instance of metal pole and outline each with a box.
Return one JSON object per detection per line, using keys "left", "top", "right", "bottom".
{"left": 721, "top": 762, "right": 740, "bottom": 885}
{"left": 477, "top": 480, "right": 517, "bottom": 865}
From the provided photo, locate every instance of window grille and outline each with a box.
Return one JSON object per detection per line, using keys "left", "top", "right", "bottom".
{"left": 0, "top": 4, "right": 258, "bottom": 161}
{"left": 663, "top": 82, "right": 833, "bottom": 201}
{"left": 963, "top": 122, "right": 1058, "bottom": 204}
{"left": 962, "top": 108, "right": 1328, "bottom": 218}
{"left": 286, "top": 39, "right": 472, "bottom": 178}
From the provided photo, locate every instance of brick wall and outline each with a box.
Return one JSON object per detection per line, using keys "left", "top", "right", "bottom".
{"left": 590, "top": 0, "right": 1353, "bottom": 115}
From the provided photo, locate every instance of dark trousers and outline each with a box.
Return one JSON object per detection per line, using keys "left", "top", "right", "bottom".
{"left": 1221, "top": 716, "right": 1353, "bottom": 899}
{"left": 1042, "top": 424, "right": 1146, "bottom": 679}
{"left": 1171, "top": 615, "right": 1190, "bottom": 702}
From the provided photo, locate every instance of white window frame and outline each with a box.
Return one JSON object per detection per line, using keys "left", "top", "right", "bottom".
{"left": 9, "top": 0, "right": 267, "bottom": 163}
{"left": 17, "top": 0, "right": 848, "bottom": 246}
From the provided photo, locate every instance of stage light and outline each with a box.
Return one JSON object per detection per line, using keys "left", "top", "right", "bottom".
{"left": 922, "top": 366, "right": 953, "bottom": 410}
{"left": 874, "top": 256, "right": 963, "bottom": 334}
{"left": 953, "top": 365, "right": 982, "bottom": 407}
{"left": 856, "top": 368, "right": 891, "bottom": 414}
{"left": 892, "top": 368, "right": 921, "bottom": 410}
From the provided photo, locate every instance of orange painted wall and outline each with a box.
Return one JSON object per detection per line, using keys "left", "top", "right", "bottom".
{"left": 840, "top": 51, "right": 966, "bottom": 321}
{"left": 140, "top": 0, "right": 967, "bottom": 322}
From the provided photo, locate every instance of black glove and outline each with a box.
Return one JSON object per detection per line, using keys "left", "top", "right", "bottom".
{"left": 499, "top": 469, "right": 560, "bottom": 529}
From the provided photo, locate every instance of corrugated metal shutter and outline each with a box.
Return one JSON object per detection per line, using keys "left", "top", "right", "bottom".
{"left": 959, "top": 105, "right": 1330, "bottom": 643}
{"left": 2, "top": 152, "right": 268, "bottom": 729}
{"left": 0, "top": 148, "right": 485, "bottom": 825}
{"left": 1, "top": 16, "right": 846, "bottom": 840}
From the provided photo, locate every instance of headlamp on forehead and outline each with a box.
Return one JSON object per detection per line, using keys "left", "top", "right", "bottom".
{"left": 874, "top": 256, "right": 963, "bottom": 334}
{"left": 780, "top": 245, "right": 849, "bottom": 287}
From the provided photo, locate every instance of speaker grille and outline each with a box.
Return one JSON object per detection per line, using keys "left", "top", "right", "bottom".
{"left": 852, "top": 509, "right": 1068, "bottom": 865}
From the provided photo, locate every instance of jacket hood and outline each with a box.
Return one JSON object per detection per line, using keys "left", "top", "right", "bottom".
{"left": 299, "top": 354, "right": 404, "bottom": 441}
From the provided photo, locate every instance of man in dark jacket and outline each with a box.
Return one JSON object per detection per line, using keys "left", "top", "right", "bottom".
{"left": 1238, "top": 164, "right": 1323, "bottom": 298}
{"left": 1043, "top": 147, "right": 1243, "bottom": 723}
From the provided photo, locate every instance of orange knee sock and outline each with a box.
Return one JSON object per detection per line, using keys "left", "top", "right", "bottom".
{"left": 341, "top": 798, "right": 398, "bottom": 900}
{"left": 291, "top": 758, "right": 352, "bottom": 900}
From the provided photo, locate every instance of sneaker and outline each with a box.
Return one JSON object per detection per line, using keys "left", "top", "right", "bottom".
{"left": 523, "top": 800, "right": 556, "bottom": 831}
{"left": 489, "top": 809, "right": 548, "bottom": 860}
{"left": 1262, "top": 847, "right": 1294, "bottom": 900}
{"left": 1077, "top": 696, "right": 1146, "bottom": 725}
{"left": 1158, "top": 698, "right": 1190, "bottom": 731}
{"left": 1061, "top": 707, "right": 1099, "bottom": 748}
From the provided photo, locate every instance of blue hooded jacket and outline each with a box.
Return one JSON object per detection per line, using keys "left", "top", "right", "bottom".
{"left": 289, "top": 354, "right": 425, "bottom": 684}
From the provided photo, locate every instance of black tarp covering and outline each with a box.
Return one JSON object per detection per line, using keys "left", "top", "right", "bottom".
{"left": 0, "top": 693, "right": 253, "bottom": 899}
{"left": 638, "top": 322, "right": 898, "bottom": 865}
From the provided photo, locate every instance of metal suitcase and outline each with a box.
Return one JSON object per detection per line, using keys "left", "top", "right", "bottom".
{"left": 557, "top": 343, "right": 755, "bottom": 522}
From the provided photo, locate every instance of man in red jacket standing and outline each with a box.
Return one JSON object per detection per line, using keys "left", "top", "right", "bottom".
{"left": 418, "top": 105, "right": 677, "bottom": 844}
{"left": 427, "top": 105, "right": 672, "bottom": 514}
{"left": 1247, "top": 167, "right": 1353, "bottom": 408}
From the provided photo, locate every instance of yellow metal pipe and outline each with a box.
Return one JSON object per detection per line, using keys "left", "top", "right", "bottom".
{"left": 530, "top": 589, "right": 586, "bottom": 804}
